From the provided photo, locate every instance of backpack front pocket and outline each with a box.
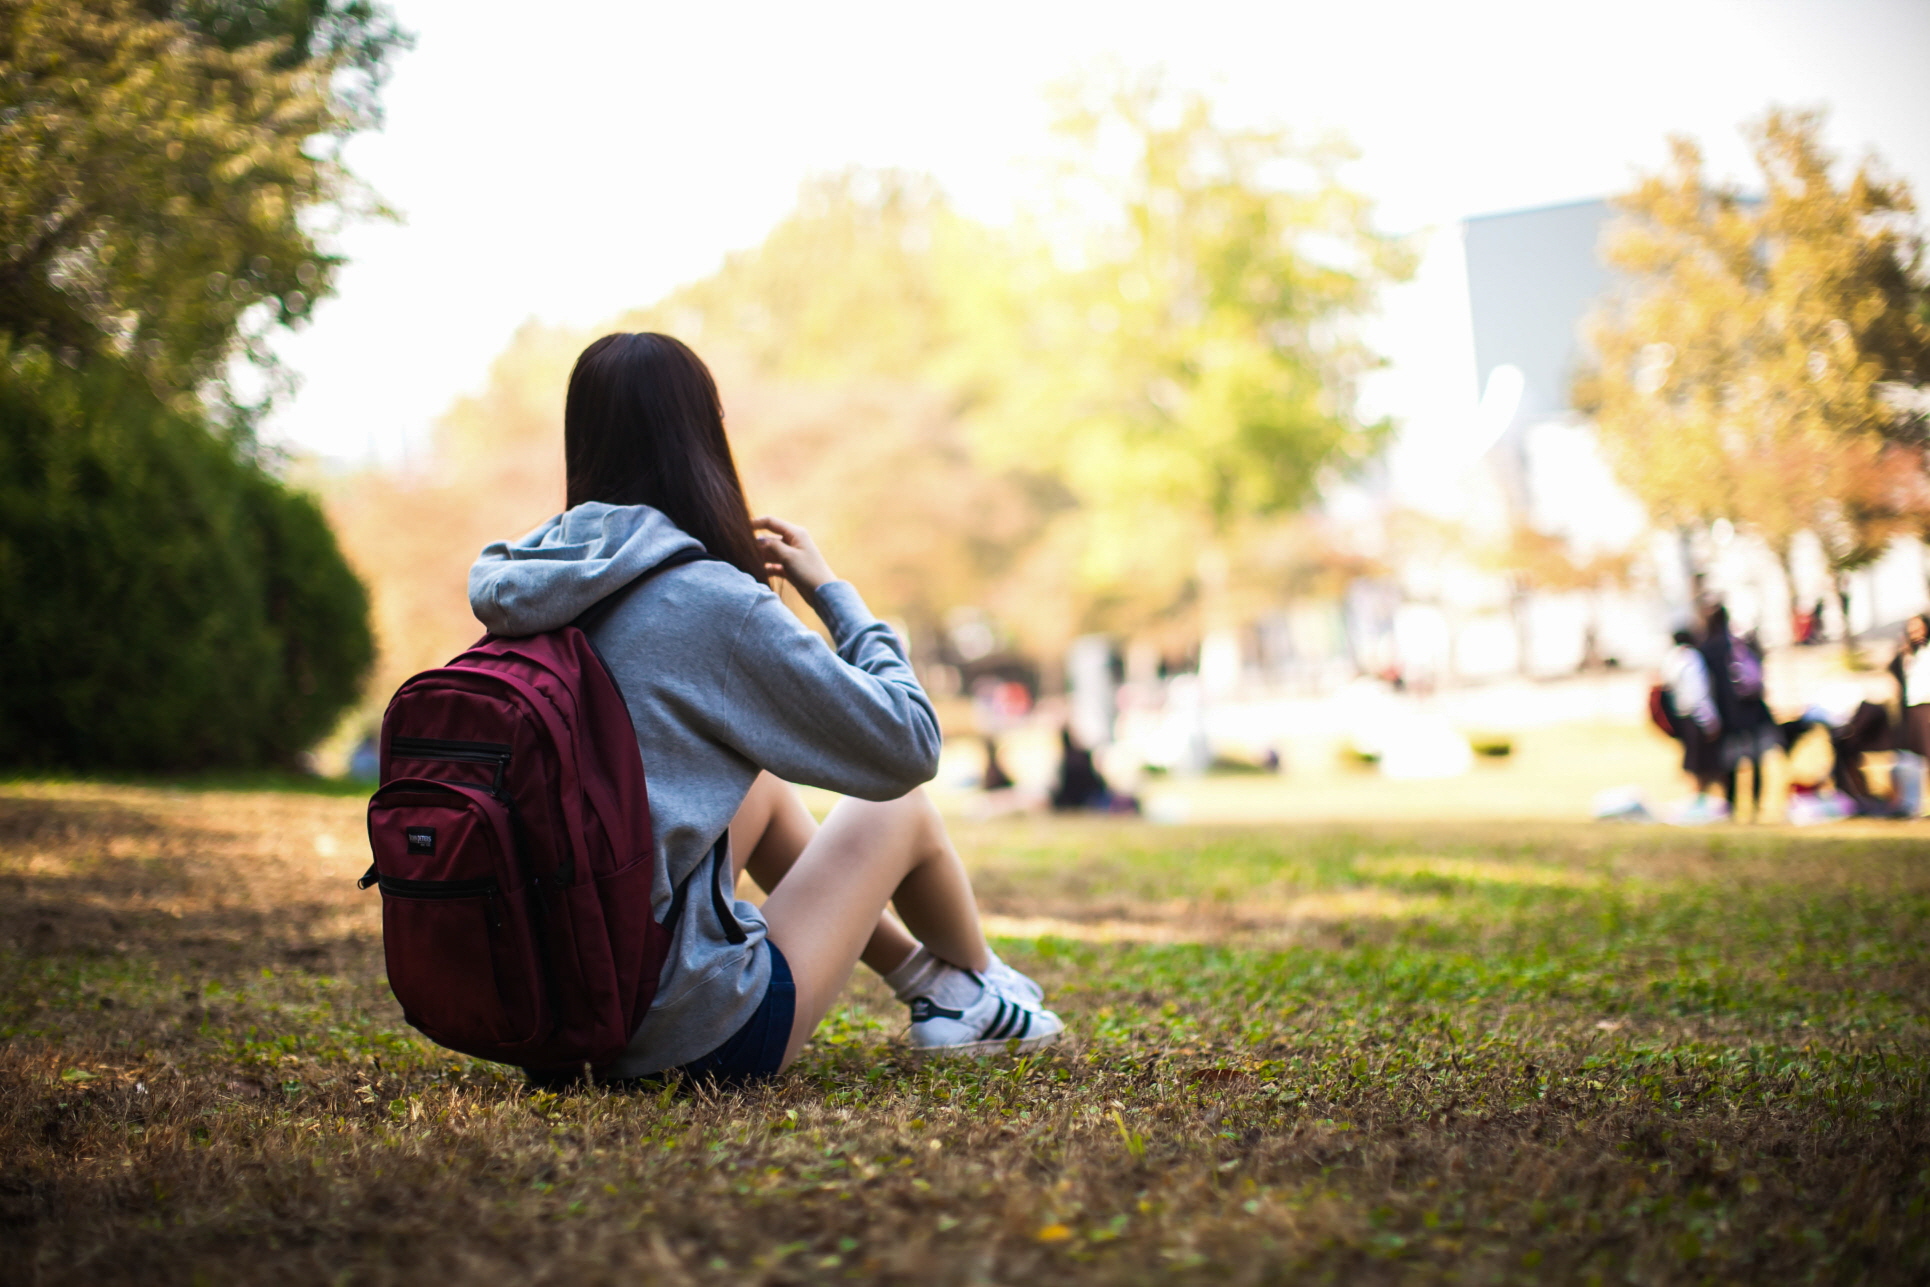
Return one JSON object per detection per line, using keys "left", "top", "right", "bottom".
{"left": 368, "top": 781, "right": 546, "bottom": 1055}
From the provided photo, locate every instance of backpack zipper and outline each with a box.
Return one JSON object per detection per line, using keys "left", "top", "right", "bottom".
{"left": 371, "top": 873, "right": 503, "bottom": 927}
{"left": 391, "top": 736, "right": 512, "bottom": 761}
{"left": 391, "top": 737, "right": 513, "bottom": 794}
{"left": 376, "top": 874, "right": 497, "bottom": 898}
{"left": 383, "top": 739, "right": 568, "bottom": 888}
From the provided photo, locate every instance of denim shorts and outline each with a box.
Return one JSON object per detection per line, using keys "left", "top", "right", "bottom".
{"left": 672, "top": 940, "right": 796, "bottom": 1085}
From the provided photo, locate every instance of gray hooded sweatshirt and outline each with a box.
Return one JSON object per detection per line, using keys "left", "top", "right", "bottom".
{"left": 468, "top": 502, "right": 940, "bottom": 1075}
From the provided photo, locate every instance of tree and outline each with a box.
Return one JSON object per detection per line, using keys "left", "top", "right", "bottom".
{"left": 1579, "top": 109, "right": 1930, "bottom": 630}
{"left": 626, "top": 171, "right": 1067, "bottom": 661}
{"left": 970, "top": 74, "right": 1412, "bottom": 649}
{"left": 0, "top": 0, "right": 407, "bottom": 414}
{"left": 646, "top": 170, "right": 987, "bottom": 385}
{"left": 0, "top": 344, "right": 373, "bottom": 768}
{"left": 0, "top": 0, "right": 397, "bottom": 767}
{"left": 326, "top": 86, "right": 1411, "bottom": 705}
{"left": 322, "top": 322, "right": 576, "bottom": 734}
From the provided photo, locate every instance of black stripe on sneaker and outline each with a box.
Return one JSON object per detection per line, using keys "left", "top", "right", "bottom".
{"left": 1015, "top": 1009, "right": 1032, "bottom": 1040}
{"left": 910, "top": 997, "right": 965, "bottom": 1023}
{"left": 984, "top": 999, "right": 1009, "bottom": 1040}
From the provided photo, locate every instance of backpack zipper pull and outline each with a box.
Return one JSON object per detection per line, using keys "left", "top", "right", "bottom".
{"left": 357, "top": 864, "right": 379, "bottom": 890}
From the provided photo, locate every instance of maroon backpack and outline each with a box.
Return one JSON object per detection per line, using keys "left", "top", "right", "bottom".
{"left": 359, "top": 555, "right": 708, "bottom": 1074}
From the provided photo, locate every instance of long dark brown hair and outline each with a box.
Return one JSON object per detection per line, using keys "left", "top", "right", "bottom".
{"left": 564, "top": 333, "right": 764, "bottom": 581}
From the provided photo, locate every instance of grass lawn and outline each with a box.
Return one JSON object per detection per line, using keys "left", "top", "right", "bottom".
{"left": 2, "top": 781, "right": 1927, "bottom": 1284}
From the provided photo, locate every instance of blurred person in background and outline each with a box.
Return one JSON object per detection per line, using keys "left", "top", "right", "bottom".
{"left": 1701, "top": 605, "right": 1778, "bottom": 823}
{"left": 1783, "top": 690, "right": 1895, "bottom": 817}
{"left": 1887, "top": 614, "right": 1930, "bottom": 817}
{"left": 1796, "top": 599, "right": 1828, "bottom": 646}
{"left": 1048, "top": 726, "right": 1139, "bottom": 814}
{"left": 1661, "top": 628, "right": 1725, "bottom": 821}
{"left": 979, "top": 738, "right": 1015, "bottom": 792}
{"left": 470, "top": 333, "right": 1063, "bottom": 1084}
{"left": 1049, "top": 726, "right": 1108, "bottom": 811}
{"left": 970, "top": 676, "right": 1029, "bottom": 793}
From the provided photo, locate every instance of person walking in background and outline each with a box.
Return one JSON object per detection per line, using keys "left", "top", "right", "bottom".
{"left": 1701, "top": 604, "right": 1778, "bottom": 822}
{"left": 1662, "top": 628, "right": 1725, "bottom": 821}
{"left": 1887, "top": 614, "right": 1930, "bottom": 817}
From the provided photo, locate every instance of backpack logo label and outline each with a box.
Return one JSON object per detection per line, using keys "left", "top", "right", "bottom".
{"left": 405, "top": 827, "right": 437, "bottom": 856}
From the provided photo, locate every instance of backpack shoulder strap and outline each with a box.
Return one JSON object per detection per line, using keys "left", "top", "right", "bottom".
{"left": 572, "top": 546, "right": 714, "bottom": 636}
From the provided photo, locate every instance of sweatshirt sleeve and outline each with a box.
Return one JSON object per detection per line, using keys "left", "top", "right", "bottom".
{"left": 707, "top": 580, "right": 941, "bottom": 800}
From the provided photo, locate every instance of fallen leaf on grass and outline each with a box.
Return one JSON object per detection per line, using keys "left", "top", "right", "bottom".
{"left": 59, "top": 1068, "right": 95, "bottom": 1083}
{"left": 1037, "top": 1223, "right": 1074, "bottom": 1243}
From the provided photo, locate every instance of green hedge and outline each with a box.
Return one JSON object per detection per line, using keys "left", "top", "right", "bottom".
{"left": 0, "top": 348, "right": 373, "bottom": 770}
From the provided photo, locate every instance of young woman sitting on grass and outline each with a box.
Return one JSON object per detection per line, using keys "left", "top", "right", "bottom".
{"left": 468, "top": 332, "right": 1062, "bottom": 1085}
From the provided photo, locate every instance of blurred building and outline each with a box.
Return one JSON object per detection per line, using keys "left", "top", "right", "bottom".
{"left": 1102, "top": 198, "right": 1928, "bottom": 752}
{"left": 1455, "top": 197, "right": 1925, "bottom": 662}
{"left": 1466, "top": 199, "right": 1616, "bottom": 435}
{"left": 1459, "top": 198, "right": 1664, "bottom": 675}
{"left": 1466, "top": 198, "right": 1653, "bottom": 556}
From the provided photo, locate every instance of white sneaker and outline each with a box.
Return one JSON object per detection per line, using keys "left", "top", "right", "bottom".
{"left": 908, "top": 984, "right": 1064, "bottom": 1057}
{"left": 983, "top": 954, "right": 1045, "bottom": 1006}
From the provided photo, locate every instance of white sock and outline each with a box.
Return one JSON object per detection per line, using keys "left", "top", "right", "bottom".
{"left": 883, "top": 944, "right": 983, "bottom": 1009}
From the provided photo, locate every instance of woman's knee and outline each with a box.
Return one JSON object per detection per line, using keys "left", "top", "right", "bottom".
{"left": 831, "top": 787, "right": 943, "bottom": 850}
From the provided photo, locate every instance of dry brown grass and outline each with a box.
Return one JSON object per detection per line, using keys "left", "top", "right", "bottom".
{"left": 2, "top": 782, "right": 1927, "bottom": 1285}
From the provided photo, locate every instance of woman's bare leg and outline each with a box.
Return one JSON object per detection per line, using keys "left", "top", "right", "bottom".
{"left": 738, "top": 788, "right": 991, "bottom": 1068}
{"left": 728, "top": 772, "right": 918, "bottom": 974}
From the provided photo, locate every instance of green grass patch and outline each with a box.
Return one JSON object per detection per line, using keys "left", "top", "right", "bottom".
{"left": 1, "top": 787, "right": 1926, "bottom": 1283}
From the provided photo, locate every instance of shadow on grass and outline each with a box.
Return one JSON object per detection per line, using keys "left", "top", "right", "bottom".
{"left": 1, "top": 770, "right": 373, "bottom": 798}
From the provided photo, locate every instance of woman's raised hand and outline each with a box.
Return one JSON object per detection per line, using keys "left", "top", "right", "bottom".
{"left": 754, "top": 516, "right": 837, "bottom": 593}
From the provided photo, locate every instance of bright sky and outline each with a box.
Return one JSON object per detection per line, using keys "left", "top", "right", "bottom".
{"left": 264, "top": 0, "right": 1930, "bottom": 474}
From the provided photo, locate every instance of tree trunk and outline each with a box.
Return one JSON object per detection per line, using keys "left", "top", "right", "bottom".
{"left": 1774, "top": 540, "right": 1801, "bottom": 644}
{"left": 1677, "top": 526, "right": 1706, "bottom": 619}
{"left": 1835, "top": 568, "right": 1860, "bottom": 668}
{"left": 1510, "top": 576, "right": 1532, "bottom": 678}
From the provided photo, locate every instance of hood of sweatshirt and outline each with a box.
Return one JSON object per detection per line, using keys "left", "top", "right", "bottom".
{"left": 468, "top": 502, "right": 704, "bottom": 637}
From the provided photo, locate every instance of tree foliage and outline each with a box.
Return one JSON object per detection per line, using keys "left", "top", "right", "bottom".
{"left": 1579, "top": 109, "right": 1930, "bottom": 589}
{"left": 650, "top": 171, "right": 996, "bottom": 385}
{"left": 0, "top": 0, "right": 396, "bottom": 768}
{"left": 649, "top": 84, "right": 1408, "bottom": 651}
{"left": 1019, "top": 77, "right": 1409, "bottom": 521}
{"left": 327, "top": 83, "right": 1407, "bottom": 702}
{"left": 0, "top": 345, "right": 373, "bottom": 768}
{"left": 167, "top": 1, "right": 407, "bottom": 119}
{"left": 622, "top": 171, "right": 1064, "bottom": 656}
{"left": 966, "top": 77, "right": 1412, "bottom": 644}
{"left": 323, "top": 322, "right": 577, "bottom": 734}
{"left": 0, "top": 0, "right": 407, "bottom": 409}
